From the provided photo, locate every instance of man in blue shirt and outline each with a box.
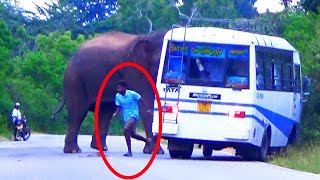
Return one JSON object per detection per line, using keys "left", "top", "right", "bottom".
{"left": 113, "top": 81, "right": 151, "bottom": 157}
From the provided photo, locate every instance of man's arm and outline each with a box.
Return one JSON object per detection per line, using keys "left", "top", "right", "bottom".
{"left": 113, "top": 106, "right": 121, "bottom": 117}
{"left": 113, "top": 94, "right": 122, "bottom": 117}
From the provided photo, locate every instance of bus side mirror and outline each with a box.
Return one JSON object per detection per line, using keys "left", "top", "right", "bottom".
{"left": 302, "top": 76, "right": 311, "bottom": 103}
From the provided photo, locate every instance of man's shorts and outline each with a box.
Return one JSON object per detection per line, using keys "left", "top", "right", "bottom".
{"left": 124, "top": 117, "right": 138, "bottom": 131}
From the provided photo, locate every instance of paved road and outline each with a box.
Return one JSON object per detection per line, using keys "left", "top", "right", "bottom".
{"left": 0, "top": 134, "right": 319, "bottom": 180}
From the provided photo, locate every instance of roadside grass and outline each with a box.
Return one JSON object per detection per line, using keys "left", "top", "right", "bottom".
{"left": 269, "top": 142, "right": 320, "bottom": 174}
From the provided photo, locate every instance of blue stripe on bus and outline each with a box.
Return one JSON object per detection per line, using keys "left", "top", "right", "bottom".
{"left": 154, "top": 98, "right": 296, "bottom": 137}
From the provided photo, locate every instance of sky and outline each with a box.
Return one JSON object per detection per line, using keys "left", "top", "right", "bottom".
{"left": 14, "top": 0, "right": 299, "bottom": 15}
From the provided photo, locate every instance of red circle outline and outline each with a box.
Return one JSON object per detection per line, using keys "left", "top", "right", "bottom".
{"left": 94, "top": 62, "right": 163, "bottom": 179}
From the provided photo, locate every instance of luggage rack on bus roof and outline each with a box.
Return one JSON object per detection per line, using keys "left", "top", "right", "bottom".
{"left": 178, "top": 16, "right": 278, "bottom": 36}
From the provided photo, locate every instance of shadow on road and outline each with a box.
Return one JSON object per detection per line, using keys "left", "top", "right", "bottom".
{"left": 191, "top": 155, "right": 245, "bottom": 162}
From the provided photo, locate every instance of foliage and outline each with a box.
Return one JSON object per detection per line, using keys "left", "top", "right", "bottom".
{"left": 301, "top": 0, "right": 320, "bottom": 13}
{"left": 175, "top": 0, "right": 258, "bottom": 18}
{"left": 95, "top": 0, "right": 179, "bottom": 34}
{"left": 62, "top": 0, "right": 118, "bottom": 25}
{"left": 232, "top": 0, "right": 258, "bottom": 18}
{"left": 281, "top": 10, "right": 320, "bottom": 141}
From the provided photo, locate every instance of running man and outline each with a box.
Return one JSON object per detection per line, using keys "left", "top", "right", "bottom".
{"left": 112, "top": 81, "right": 151, "bottom": 157}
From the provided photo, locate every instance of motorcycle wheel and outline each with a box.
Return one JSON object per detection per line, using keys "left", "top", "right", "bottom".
{"left": 15, "top": 131, "right": 21, "bottom": 141}
{"left": 23, "top": 127, "right": 31, "bottom": 141}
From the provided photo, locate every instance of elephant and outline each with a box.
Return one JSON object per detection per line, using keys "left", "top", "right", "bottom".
{"left": 51, "top": 30, "right": 167, "bottom": 154}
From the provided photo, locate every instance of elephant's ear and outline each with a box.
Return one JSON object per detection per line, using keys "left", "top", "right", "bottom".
{"left": 128, "top": 36, "right": 152, "bottom": 71}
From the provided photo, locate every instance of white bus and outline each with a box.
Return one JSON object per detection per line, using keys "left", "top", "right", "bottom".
{"left": 152, "top": 26, "right": 310, "bottom": 162}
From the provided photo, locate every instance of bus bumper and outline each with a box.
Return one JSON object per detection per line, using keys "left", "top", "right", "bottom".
{"left": 152, "top": 113, "right": 253, "bottom": 143}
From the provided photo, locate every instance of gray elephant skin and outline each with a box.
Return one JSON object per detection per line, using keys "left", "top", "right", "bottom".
{"left": 51, "top": 31, "right": 166, "bottom": 154}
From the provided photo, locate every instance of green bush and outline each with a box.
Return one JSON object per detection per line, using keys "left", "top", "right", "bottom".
{"left": 283, "top": 10, "right": 320, "bottom": 142}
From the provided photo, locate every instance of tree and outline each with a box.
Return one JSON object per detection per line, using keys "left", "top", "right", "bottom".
{"left": 94, "top": 0, "right": 179, "bottom": 34}
{"left": 33, "top": 0, "right": 118, "bottom": 34}
{"left": 283, "top": 11, "right": 320, "bottom": 141}
{"left": 232, "top": 0, "right": 258, "bottom": 18}
{"left": 195, "top": 0, "right": 238, "bottom": 19}
{"left": 0, "top": 20, "right": 14, "bottom": 116}
{"left": 33, "top": 1, "right": 90, "bottom": 37}
{"left": 280, "top": 0, "right": 293, "bottom": 8}
{"left": 174, "top": 0, "right": 257, "bottom": 19}
{"left": 301, "top": 0, "right": 320, "bottom": 13}
{"left": 62, "top": 0, "right": 118, "bottom": 25}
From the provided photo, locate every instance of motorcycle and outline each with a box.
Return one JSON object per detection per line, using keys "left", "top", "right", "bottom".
{"left": 15, "top": 116, "right": 31, "bottom": 141}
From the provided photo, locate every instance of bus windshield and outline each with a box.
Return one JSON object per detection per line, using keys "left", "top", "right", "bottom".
{"left": 161, "top": 41, "right": 250, "bottom": 89}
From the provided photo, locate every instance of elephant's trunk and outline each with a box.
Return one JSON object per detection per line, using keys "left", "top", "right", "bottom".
{"left": 51, "top": 96, "right": 66, "bottom": 121}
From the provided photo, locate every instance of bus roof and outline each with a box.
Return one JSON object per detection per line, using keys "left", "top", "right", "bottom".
{"left": 164, "top": 27, "right": 297, "bottom": 52}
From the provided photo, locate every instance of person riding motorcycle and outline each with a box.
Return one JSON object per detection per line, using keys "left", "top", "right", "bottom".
{"left": 11, "top": 102, "right": 26, "bottom": 141}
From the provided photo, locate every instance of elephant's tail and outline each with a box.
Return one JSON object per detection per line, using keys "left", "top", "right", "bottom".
{"left": 51, "top": 96, "right": 66, "bottom": 121}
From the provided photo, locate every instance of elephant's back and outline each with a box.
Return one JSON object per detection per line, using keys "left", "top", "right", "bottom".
{"left": 79, "top": 31, "right": 137, "bottom": 51}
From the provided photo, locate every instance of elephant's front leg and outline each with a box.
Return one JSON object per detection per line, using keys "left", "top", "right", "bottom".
{"left": 90, "top": 104, "right": 114, "bottom": 151}
{"left": 140, "top": 109, "right": 165, "bottom": 155}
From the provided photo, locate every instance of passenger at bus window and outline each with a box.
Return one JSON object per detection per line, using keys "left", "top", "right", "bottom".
{"left": 195, "top": 58, "right": 208, "bottom": 80}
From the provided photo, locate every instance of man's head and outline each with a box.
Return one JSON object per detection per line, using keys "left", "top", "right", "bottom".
{"left": 14, "top": 102, "right": 20, "bottom": 109}
{"left": 117, "top": 81, "right": 128, "bottom": 95}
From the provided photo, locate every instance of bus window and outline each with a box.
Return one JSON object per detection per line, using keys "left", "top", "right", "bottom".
{"left": 294, "top": 65, "right": 301, "bottom": 93}
{"left": 283, "top": 64, "right": 293, "bottom": 92}
{"left": 186, "top": 43, "right": 228, "bottom": 87}
{"left": 161, "top": 41, "right": 188, "bottom": 84}
{"left": 161, "top": 41, "right": 250, "bottom": 89}
{"left": 188, "top": 44, "right": 249, "bottom": 89}
{"left": 264, "top": 61, "right": 273, "bottom": 90}
{"left": 273, "top": 63, "right": 283, "bottom": 91}
{"left": 188, "top": 57, "right": 225, "bottom": 83}
{"left": 162, "top": 56, "right": 187, "bottom": 84}
{"left": 256, "top": 50, "right": 266, "bottom": 90}
{"left": 226, "top": 60, "right": 249, "bottom": 89}
{"left": 282, "top": 51, "right": 294, "bottom": 92}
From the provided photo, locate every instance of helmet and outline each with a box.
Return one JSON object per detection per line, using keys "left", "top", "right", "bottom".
{"left": 14, "top": 102, "right": 20, "bottom": 109}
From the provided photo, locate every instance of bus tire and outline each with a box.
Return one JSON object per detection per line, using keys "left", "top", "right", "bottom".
{"left": 169, "top": 150, "right": 181, "bottom": 159}
{"left": 203, "top": 145, "right": 213, "bottom": 157}
{"left": 288, "top": 126, "right": 297, "bottom": 145}
{"left": 169, "top": 149, "right": 193, "bottom": 159}
{"left": 257, "top": 130, "right": 270, "bottom": 162}
{"left": 243, "top": 130, "right": 270, "bottom": 162}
